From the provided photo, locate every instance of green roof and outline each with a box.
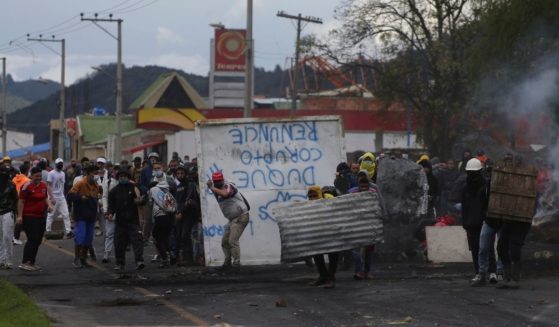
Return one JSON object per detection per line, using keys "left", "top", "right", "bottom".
{"left": 89, "top": 128, "right": 145, "bottom": 145}
{"left": 78, "top": 115, "right": 137, "bottom": 144}
{"left": 129, "top": 72, "right": 207, "bottom": 110}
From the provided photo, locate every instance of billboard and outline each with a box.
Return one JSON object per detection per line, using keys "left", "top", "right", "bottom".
{"left": 196, "top": 116, "right": 345, "bottom": 265}
{"left": 214, "top": 29, "right": 246, "bottom": 72}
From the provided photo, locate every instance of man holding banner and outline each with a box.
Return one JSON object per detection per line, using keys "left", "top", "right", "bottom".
{"left": 206, "top": 171, "right": 250, "bottom": 272}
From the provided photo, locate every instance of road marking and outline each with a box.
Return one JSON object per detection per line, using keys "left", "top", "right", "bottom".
{"left": 43, "top": 240, "right": 211, "bottom": 326}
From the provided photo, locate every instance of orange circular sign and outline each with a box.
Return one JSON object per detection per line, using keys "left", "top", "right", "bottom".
{"left": 216, "top": 31, "right": 246, "bottom": 60}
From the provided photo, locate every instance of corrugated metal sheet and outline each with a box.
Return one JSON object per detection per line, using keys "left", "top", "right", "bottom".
{"left": 272, "top": 191, "right": 384, "bottom": 263}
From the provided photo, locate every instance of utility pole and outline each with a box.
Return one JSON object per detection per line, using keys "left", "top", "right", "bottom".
{"left": 244, "top": 0, "right": 253, "bottom": 118}
{"left": 1, "top": 57, "right": 6, "bottom": 155}
{"left": 27, "top": 35, "right": 65, "bottom": 159}
{"left": 81, "top": 13, "right": 123, "bottom": 162}
{"left": 277, "top": 11, "right": 322, "bottom": 115}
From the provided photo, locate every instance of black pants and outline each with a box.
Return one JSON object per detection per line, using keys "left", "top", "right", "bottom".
{"left": 497, "top": 221, "right": 531, "bottom": 265}
{"left": 174, "top": 216, "right": 195, "bottom": 261}
{"left": 152, "top": 215, "right": 174, "bottom": 260}
{"left": 22, "top": 217, "right": 46, "bottom": 265}
{"left": 465, "top": 227, "right": 482, "bottom": 274}
{"left": 14, "top": 223, "right": 23, "bottom": 239}
{"left": 114, "top": 224, "right": 144, "bottom": 265}
{"left": 313, "top": 253, "right": 339, "bottom": 281}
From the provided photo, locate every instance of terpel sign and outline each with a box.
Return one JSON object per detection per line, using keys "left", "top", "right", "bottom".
{"left": 214, "top": 29, "right": 246, "bottom": 72}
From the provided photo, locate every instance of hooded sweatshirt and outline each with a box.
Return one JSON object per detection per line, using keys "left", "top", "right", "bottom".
{"left": 359, "top": 152, "right": 377, "bottom": 180}
{"left": 12, "top": 173, "right": 30, "bottom": 195}
{"left": 149, "top": 177, "right": 173, "bottom": 218}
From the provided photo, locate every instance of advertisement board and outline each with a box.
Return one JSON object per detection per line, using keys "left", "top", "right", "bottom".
{"left": 214, "top": 29, "right": 246, "bottom": 72}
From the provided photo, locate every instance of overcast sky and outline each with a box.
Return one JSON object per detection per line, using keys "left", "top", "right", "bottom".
{"left": 0, "top": 0, "right": 342, "bottom": 84}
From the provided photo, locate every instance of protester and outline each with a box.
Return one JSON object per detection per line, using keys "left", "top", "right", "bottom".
{"left": 107, "top": 168, "right": 145, "bottom": 271}
{"left": 131, "top": 156, "right": 143, "bottom": 184}
{"left": 12, "top": 164, "right": 31, "bottom": 245}
{"left": 2, "top": 157, "right": 17, "bottom": 179}
{"left": 0, "top": 167, "right": 18, "bottom": 269}
{"left": 306, "top": 185, "right": 338, "bottom": 288}
{"left": 349, "top": 176, "right": 378, "bottom": 280}
{"left": 334, "top": 162, "right": 357, "bottom": 195}
{"left": 101, "top": 164, "right": 119, "bottom": 263}
{"left": 173, "top": 165, "right": 201, "bottom": 266}
{"left": 16, "top": 167, "right": 53, "bottom": 271}
{"left": 207, "top": 171, "right": 249, "bottom": 272}
{"left": 95, "top": 157, "right": 109, "bottom": 237}
{"left": 68, "top": 165, "right": 101, "bottom": 268}
{"left": 149, "top": 161, "right": 177, "bottom": 268}
{"left": 45, "top": 158, "right": 74, "bottom": 239}
{"left": 456, "top": 158, "right": 490, "bottom": 285}
{"left": 359, "top": 152, "right": 377, "bottom": 181}
{"left": 458, "top": 149, "right": 472, "bottom": 173}
{"left": 140, "top": 152, "right": 160, "bottom": 243}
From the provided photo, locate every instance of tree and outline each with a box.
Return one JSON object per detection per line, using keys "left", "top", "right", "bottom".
{"left": 326, "top": 0, "right": 485, "bottom": 158}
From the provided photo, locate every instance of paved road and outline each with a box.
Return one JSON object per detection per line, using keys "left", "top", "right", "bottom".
{"left": 2, "top": 235, "right": 559, "bottom": 326}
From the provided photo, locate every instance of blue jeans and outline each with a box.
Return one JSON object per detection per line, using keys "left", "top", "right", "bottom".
{"left": 478, "top": 221, "right": 503, "bottom": 274}
{"left": 352, "top": 245, "right": 374, "bottom": 273}
{"left": 74, "top": 220, "right": 95, "bottom": 247}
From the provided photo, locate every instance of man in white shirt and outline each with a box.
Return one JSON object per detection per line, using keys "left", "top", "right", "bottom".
{"left": 46, "top": 158, "right": 73, "bottom": 238}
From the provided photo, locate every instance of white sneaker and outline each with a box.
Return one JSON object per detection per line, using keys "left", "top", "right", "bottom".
{"left": 13, "top": 238, "right": 23, "bottom": 245}
{"left": 18, "top": 263, "right": 35, "bottom": 271}
{"left": 489, "top": 273, "right": 498, "bottom": 284}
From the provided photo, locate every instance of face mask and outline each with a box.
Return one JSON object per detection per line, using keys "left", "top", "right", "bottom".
{"left": 56, "top": 164, "right": 64, "bottom": 170}
{"left": 153, "top": 170, "right": 164, "bottom": 178}
{"left": 119, "top": 177, "right": 129, "bottom": 185}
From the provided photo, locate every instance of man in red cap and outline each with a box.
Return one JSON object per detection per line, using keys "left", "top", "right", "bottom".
{"left": 206, "top": 171, "right": 250, "bottom": 272}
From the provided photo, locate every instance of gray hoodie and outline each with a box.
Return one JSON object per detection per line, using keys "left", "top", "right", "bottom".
{"left": 149, "top": 177, "right": 172, "bottom": 218}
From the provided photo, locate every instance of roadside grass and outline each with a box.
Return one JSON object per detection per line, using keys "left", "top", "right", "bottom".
{"left": 0, "top": 278, "right": 50, "bottom": 327}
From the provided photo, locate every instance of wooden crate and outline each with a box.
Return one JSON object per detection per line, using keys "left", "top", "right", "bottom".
{"left": 488, "top": 163, "right": 538, "bottom": 223}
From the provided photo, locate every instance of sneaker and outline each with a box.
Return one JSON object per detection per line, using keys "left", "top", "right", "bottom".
{"left": 353, "top": 272, "right": 365, "bottom": 280}
{"left": 18, "top": 263, "right": 35, "bottom": 271}
{"left": 136, "top": 262, "right": 145, "bottom": 270}
{"left": 73, "top": 258, "right": 83, "bottom": 269}
{"left": 13, "top": 238, "right": 23, "bottom": 245}
{"left": 114, "top": 264, "right": 124, "bottom": 272}
{"left": 308, "top": 279, "right": 327, "bottom": 286}
{"left": 151, "top": 254, "right": 160, "bottom": 263}
{"left": 66, "top": 231, "right": 74, "bottom": 239}
{"left": 489, "top": 273, "right": 498, "bottom": 284}
{"left": 470, "top": 274, "right": 486, "bottom": 287}
{"left": 323, "top": 280, "right": 336, "bottom": 289}
{"left": 95, "top": 230, "right": 103, "bottom": 237}
{"left": 497, "top": 273, "right": 504, "bottom": 282}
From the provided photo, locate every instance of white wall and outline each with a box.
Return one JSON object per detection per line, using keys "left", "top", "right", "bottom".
{"left": 0, "top": 130, "right": 34, "bottom": 152}
{"left": 196, "top": 116, "right": 345, "bottom": 265}
{"left": 165, "top": 130, "right": 196, "bottom": 160}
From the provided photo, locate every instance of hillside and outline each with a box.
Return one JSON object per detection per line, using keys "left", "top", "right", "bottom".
{"left": 8, "top": 64, "right": 295, "bottom": 144}
{"left": 6, "top": 75, "right": 59, "bottom": 102}
{"left": 6, "top": 94, "right": 32, "bottom": 114}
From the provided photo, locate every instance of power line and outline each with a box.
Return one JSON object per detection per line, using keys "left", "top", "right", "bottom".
{"left": 277, "top": 10, "right": 322, "bottom": 113}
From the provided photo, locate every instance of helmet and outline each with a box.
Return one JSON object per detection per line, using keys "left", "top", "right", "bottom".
{"left": 148, "top": 152, "right": 160, "bottom": 159}
{"left": 211, "top": 171, "right": 224, "bottom": 182}
{"left": 465, "top": 158, "right": 483, "bottom": 171}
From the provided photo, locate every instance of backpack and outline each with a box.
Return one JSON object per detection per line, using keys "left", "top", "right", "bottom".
{"left": 154, "top": 187, "right": 177, "bottom": 214}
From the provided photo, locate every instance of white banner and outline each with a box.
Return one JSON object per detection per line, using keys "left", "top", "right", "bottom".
{"left": 195, "top": 116, "right": 345, "bottom": 265}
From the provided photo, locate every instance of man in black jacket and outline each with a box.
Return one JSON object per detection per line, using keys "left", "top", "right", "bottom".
{"left": 460, "top": 158, "right": 490, "bottom": 285}
{"left": 173, "top": 165, "right": 200, "bottom": 266}
{"left": 107, "top": 169, "right": 144, "bottom": 271}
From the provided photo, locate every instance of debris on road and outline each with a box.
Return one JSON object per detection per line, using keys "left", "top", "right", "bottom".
{"left": 387, "top": 316, "right": 413, "bottom": 325}
{"left": 275, "top": 299, "right": 288, "bottom": 307}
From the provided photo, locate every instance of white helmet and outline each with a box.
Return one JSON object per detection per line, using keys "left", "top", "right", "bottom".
{"left": 465, "top": 158, "right": 483, "bottom": 171}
